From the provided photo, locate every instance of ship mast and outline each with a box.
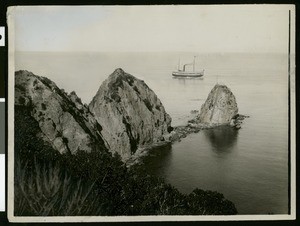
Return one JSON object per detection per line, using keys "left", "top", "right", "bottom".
{"left": 193, "top": 56, "right": 196, "bottom": 72}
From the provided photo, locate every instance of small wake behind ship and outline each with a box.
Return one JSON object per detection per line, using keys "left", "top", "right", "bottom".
{"left": 172, "top": 56, "right": 204, "bottom": 78}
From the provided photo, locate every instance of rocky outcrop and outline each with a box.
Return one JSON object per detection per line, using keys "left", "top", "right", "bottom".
{"left": 196, "top": 84, "right": 238, "bottom": 126}
{"left": 163, "top": 84, "right": 248, "bottom": 144}
{"left": 15, "top": 70, "right": 107, "bottom": 155}
{"left": 15, "top": 70, "right": 246, "bottom": 163}
{"left": 89, "top": 68, "right": 172, "bottom": 161}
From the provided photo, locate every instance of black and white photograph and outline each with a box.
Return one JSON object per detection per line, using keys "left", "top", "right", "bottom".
{"left": 7, "top": 5, "right": 295, "bottom": 222}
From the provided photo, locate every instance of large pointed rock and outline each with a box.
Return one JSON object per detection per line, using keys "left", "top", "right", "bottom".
{"left": 15, "top": 70, "right": 107, "bottom": 155}
{"left": 197, "top": 84, "right": 238, "bottom": 125}
{"left": 89, "top": 68, "right": 172, "bottom": 161}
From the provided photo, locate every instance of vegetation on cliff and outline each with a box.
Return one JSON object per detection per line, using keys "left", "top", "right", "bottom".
{"left": 15, "top": 105, "right": 237, "bottom": 216}
{"left": 14, "top": 70, "right": 238, "bottom": 216}
{"left": 89, "top": 68, "right": 172, "bottom": 161}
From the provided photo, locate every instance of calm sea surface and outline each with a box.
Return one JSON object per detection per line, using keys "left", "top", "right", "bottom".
{"left": 16, "top": 52, "right": 289, "bottom": 214}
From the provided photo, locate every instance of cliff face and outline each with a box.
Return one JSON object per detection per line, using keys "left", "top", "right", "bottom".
{"left": 15, "top": 70, "right": 107, "bottom": 155}
{"left": 197, "top": 84, "right": 238, "bottom": 125}
{"left": 89, "top": 68, "right": 172, "bottom": 161}
{"left": 14, "top": 71, "right": 239, "bottom": 216}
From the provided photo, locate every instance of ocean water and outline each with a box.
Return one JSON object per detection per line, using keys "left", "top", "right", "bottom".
{"left": 15, "top": 51, "right": 289, "bottom": 214}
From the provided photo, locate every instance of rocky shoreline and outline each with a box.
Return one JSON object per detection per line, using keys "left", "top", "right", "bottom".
{"left": 126, "top": 83, "right": 249, "bottom": 167}
{"left": 15, "top": 69, "right": 240, "bottom": 216}
{"left": 170, "top": 114, "right": 249, "bottom": 142}
{"left": 126, "top": 113, "right": 249, "bottom": 167}
{"left": 15, "top": 69, "right": 248, "bottom": 167}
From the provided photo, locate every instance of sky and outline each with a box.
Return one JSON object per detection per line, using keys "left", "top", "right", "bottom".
{"left": 9, "top": 5, "right": 295, "bottom": 53}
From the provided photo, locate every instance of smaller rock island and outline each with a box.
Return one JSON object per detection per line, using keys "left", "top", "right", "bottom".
{"left": 198, "top": 84, "right": 238, "bottom": 125}
{"left": 189, "top": 84, "right": 248, "bottom": 129}
{"left": 167, "top": 84, "right": 248, "bottom": 143}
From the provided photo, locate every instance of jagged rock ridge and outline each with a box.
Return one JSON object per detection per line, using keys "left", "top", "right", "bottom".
{"left": 15, "top": 70, "right": 107, "bottom": 155}
{"left": 89, "top": 68, "right": 172, "bottom": 161}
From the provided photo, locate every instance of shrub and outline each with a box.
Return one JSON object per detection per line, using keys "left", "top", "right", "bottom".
{"left": 14, "top": 105, "right": 238, "bottom": 216}
{"left": 14, "top": 156, "right": 104, "bottom": 216}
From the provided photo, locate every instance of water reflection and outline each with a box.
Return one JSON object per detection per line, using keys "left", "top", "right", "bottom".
{"left": 172, "top": 77, "right": 204, "bottom": 80}
{"left": 203, "top": 125, "right": 238, "bottom": 154}
{"left": 142, "top": 144, "right": 173, "bottom": 176}
{"left": 172, "top": 77, "right": 204, "bottom": 85}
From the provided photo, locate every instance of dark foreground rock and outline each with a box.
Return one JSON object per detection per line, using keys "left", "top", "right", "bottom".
{"left": 14, "top": 70, "right": 238, "bottom": 216}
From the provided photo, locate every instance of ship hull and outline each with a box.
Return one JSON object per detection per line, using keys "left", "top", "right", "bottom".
{"left": 172, "top": 71, "right": 204, "bottom": 78}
